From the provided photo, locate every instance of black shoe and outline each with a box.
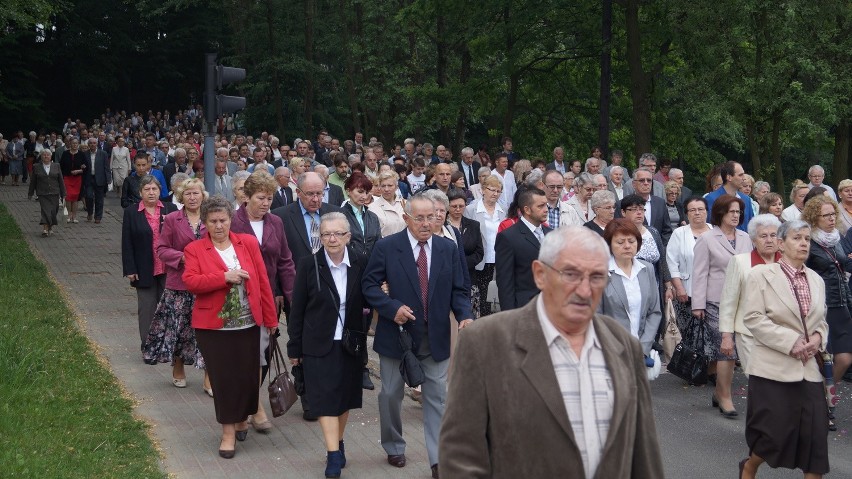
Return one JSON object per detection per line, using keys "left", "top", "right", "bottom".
{"left": 235, "top": 429, "right": 248, "bottom": 441}
{"left": 362, "top": 368, "right": 375, "bottom": 390}
{"left": 431, "top": 464, "right": 440, "bottom": 478}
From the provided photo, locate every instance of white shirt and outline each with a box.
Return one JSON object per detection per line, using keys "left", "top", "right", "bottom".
{"left": 250, "top": 220, "right": 264, "bottom": 245}
{"left": 90, "top": 152, "right": 97, "bottom": 175}
{"left": 42, "top": 163, "right": 50, "bottom": 176}
{"left": 465, "top": 199, "right": 506, "bottom": 269}
{"left": 535, "top": 296, "right": 612, "bottom": 479}
{"left": 325, "top": 248, "right": 350, "bottom": 341}
{"left": 612, "top": 184, "right": 624, "bottom": 200}
{"left": 407, "top": 230, "right": 432, "bottom": 276}
{"left": 519, "top": 216, "right": 543, "bottom": 241}
{"left": 609, "top": 256, "right": 645, "bottom": 339}
{"left": 492, "top": 168, "right": 517, "bottom": 211}
{"left": 407, "top": 173, "right": 426, "bottom": 193}
{"left": 781, "top": 204, "right": 801, "bottom": 222}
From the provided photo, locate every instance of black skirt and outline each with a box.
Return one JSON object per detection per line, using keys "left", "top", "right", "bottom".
{"left": 746, "top": 375, "right": 829, "bottom": 474}
{"left": 195, "top": 326, "right": 260, "bottom": 424}
{"left": 303, "top": 341, "right": 362, "bottom": 417}
{"left": 826, "top": 306, "right": 852, "bottom": 355}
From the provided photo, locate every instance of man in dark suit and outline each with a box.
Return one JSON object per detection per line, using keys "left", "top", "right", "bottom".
{"left": 362, "top": 195, "right": 473, "bottom": 478}
{"left": 457, "top": 147, "right": 482, "bottom": 189}
{"left": 495, "top": 188, "right": 553, "bottom": 311}
{"left": 271, "top": 166, "right": 294, "bottom": 209}
{"left": 96, "top": 131, "right": 112, "bottom": 157}
{"left": 615, "top": 168, "right": 673, "bottom": 244}
{"left": 669, "top": 167, "right": 693, "bottom": 202}
{"left": 439, "top": 226, "right": 664, "bottom": 478}
{"left": 84, "top": 138, "right": 111, "bottom": 223}
{"left": 271, "top": 171, "right": 341, "bottom": 421}
{"left": 545, "top": 146, "right": 568, "bottom": 173}
{"left": 163, "top": 147, "right": 190, "bottom": 190}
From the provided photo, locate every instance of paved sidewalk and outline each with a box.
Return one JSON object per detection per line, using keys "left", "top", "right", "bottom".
{"left": 4, "top": 184, "right": 852, "bottom": 479}
{"left": 0, "top": 188, "right": 431, "bottom": 479}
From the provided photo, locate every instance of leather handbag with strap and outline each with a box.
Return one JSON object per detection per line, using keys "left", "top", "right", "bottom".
{"left": 268, "top": 337, "right": 298, "bottom": 418}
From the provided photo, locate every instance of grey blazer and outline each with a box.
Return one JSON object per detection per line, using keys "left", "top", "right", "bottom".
{"left": 691, "top": 227, "right": 752, "bottom": 309}
{"left": 28, "top": 163, "right": 66, "bottom": 197}
{"left": 598, "top": 258, "right": 662, "bottom": 354}
{"left": 439, "top": 299, "right": 664, "bottom": 478}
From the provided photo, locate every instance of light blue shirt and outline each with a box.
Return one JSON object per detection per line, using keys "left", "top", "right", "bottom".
{"left": 298, "top": 200, "right": 320, "bottom": 244}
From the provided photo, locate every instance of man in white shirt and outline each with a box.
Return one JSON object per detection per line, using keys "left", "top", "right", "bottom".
{"left": 807, "top": 165, "right": 837, "bottom": 200}
{"left": 491, "top": 153, "right": 516, "bottom": 211}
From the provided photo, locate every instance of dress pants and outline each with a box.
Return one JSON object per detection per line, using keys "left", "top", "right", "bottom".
{"left": 378, "top": 350, "right": 448, "bottom": 466}
{"left": 85, "top": 183, "right": 107, "bottom": 220}
{"left": 136, "top": 275, "right": 166, "bottom": 346}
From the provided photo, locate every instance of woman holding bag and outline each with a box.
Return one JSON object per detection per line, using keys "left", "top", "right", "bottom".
{"left": 287, "top": 212, "right": 366, "bottom": 479}
{"left": 739, "top": 220, "right": 829, "bottom": 479}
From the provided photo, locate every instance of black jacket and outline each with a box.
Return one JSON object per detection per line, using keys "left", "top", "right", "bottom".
{"left": 287, "top": 247, "right": 366, "bottom": 358}
{"left": 457, "top": 216, "right": 484, "bottom": 275}
{"left": 495, "top": 220, "right": 553, "bottom": 310}
{"left": 121, "top": 202, "right": 178, "bottom": 288}
{"left": 341, "top": 201, "right": 382, "bottom": 264}
{"left": 807, "top": 241, "right": 852, "bottom": 308}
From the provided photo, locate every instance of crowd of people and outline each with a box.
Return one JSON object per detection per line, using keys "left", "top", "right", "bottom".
{"left": 5, "top": 106, "right": 852, "bottom": 479}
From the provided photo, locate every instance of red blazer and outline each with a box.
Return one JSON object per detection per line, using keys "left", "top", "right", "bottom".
{"left": 182, "top": 232, "right": 277, "bottom": 330}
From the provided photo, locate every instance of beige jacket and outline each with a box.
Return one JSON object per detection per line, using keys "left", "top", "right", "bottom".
{"left": 743, "top": 263, "right": 828, "bottom": 383}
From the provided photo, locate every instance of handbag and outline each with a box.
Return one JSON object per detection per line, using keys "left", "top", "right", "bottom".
{"left": 342, "top": 328, "right": 367, "bottom": 362}
{"left": 666, "top": 316, "right": 709, "bottom": 385}
{"left": 267, "top": 338, "right": 298, "bottom": 418}
{"left": 661, "top": 298, "right": 682, "bottom": 362}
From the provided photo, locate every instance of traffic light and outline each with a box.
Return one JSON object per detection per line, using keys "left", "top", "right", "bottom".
{"left": 204, "top": 53, "right": 246, "bottom": 124}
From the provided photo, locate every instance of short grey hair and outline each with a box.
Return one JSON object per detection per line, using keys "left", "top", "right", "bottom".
{"left": 320, "top": 211, "right": 350, "bottom": 232}
{"left": 539, "top": 225, "right": 609, "bottom": 265}
{"left": 314, "top": 164, "right": 329, "bottom": 178}
{"left": 639, "top": 153, "right": 657, "bottom": 165}
{"left": 524, "top": 168, "right": 544, "bottom": 187}
{"left": 589, "top": 190, "right": 616, "bottom": 210}
{"left": 669, "top": 168, "right": 683, "bottom": 177}
{"left": 138, "top": 174, "right": 161, "bottom": 194}
{"left": 477, "top": 166, "right": 491, "bottom": 177}
{"left": 404, "top": 194, "right": 434, "bottom": 215}
{"left": 574, "top": 172, "right": 595, "bottom": 188}
{"left": 609, "top": 165, "right": 623, "bottom": 175}
{"left": 174, "top": 147, "right": 187, "bottom": 158}
{"left": 200, "top": 195, "right": 233, "bottom": 222}
{"left": 421, "top": 188, "right": 450, "bottom": 210}
{"left": 231, "top": 170, "right": 250, "bottom": 187}
{"left": 753, "top": 180, "right": 770, "bottom": 193}
{"left": 584, "top": 157, "right": 601, "bottom": 171}
{"left": 274, "top": 166, "right": 290, "bottom": 177}
{"left": 461, "top": 147, "right": 474, "bottom": 156}
{"left": 777, "top": 219, "right": 810, "bottom": 241}
{"left": 632, "top": 168, "right": 653, "bottom": 180}
{"left": 747, "top": 214, "right": 782, "bottom": 239}
{"left": 170, "top": 172, "right": 190, "bottom": 190}
{"left": 808, "top": 165, "right": 825, "bottom": 176}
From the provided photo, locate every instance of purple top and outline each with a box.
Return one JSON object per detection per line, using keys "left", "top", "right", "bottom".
{"left": 156, "top": 210, "right": 207, "bottom": 291}
{"left": 230, "top": 206, "right": 296, "bottom": 302}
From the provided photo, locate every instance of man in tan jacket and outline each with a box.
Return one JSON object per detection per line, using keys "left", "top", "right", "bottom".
{"left": 439, "top": 226, "right": 663, "bottom": 478}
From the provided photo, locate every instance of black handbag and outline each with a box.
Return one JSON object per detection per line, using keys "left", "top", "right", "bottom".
{"left": 267, "top": 338, "right": 298, "bottom": 417}
{"left": 342, "top": 328, "right": 368, "bottom": 362}
{"left": 666, "top": 316, "right": 709, "bottom": 385}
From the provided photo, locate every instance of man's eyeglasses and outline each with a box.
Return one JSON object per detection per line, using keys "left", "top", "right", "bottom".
{"left": 635, "top": 178, "right": 653, "bottom": 183}
{"left": 300, "top": 191, "right": 324, "bottom": 198}
{"left": 540, "top": 262, "right": 608, "bottom": 287}
{"left": 409, "top": 215, "right": 435, "bottom": 224}
{"left": 320, "top": 232, "right": 349, "bottom": 239}
{"left": 545, "top": 184, "right": 562, "bottom": 190}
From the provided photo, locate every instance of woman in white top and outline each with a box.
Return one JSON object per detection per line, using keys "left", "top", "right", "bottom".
{"left": 781, "top": 180, "right": 809, "bottom": 222}
{"left": 469, "top": 167, "right": 491, "bottom": 200}
{"left": 666, "top": 196, "right": 712, "bottom": 330}
{"left": 464, "top": 175, "right": 506, "bottom": 317}
{"left": 369, "top": 171, "right": 407, "bottom": 237}
{"left": 837, "top": 179, "right": 852, "bottom": 235}
{"left": 110, "top": 136, "right": 131, "bottom": 199}
{"left": 598, "top": 218, "right": 662, "bottom": 355}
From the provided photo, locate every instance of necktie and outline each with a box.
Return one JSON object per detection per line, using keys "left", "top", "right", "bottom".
{"left": 219, "top": 176, "right": 226, "bottom": 194}
{"left": 417, "top": 241, "right": 429, "bottom": 323}
{"left": 279, "top": 188, "right": 286, "bottom": 204}
{"left": 534, "top": 227, "right": 544, "bottom": 243}
{"left": 309, "top": 213, "right": 320, "bottom": 253}
{"left": 468, "top": 164, "right": 474, "bottom": 186}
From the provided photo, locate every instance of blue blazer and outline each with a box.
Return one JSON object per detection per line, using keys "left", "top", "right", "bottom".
{"left": 363, "top": 230, "right": 473, "bottom": 362}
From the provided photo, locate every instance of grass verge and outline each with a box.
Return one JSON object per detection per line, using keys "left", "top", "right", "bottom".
{"left": 0, "top": 203, "right": 164, "bottom": 478}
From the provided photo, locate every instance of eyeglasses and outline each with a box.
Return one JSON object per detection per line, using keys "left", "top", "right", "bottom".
{"left": 299, "top": 191, "right": 324, "bottom": 198}
{"left": 409, "top": 215, "right": 435, "bottom": 224}
{"left": 540, "top": 262, "right": 608, "bottom": 287}
{"left": 820, "top": 212, "right": 837, "bottom": 219}
{"left": 485, "top": 187, "right": 502, "bottom": 194}
{"left": 545, "top": 184, "right": 562, "bottom": 190}
{"left": 635, "top": 178, "right": 653, "bottom": 183}
{"left": 727, "top": 210, "right": 742, "bottom": 215}
{"left": 624, "top": 207, "right": 644, "bottom": 213}
{"left": 320, "top": 232, "right": 349, "bottom": 239}
{"left": 686, "top": 208, "right": 706, "bottom": 213}
{"left": 596, "top": 205, "right": 615, "bottom": 211}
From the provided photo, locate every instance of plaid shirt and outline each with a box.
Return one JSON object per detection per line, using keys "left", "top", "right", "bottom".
{"left": 547, "top": 203, "right": 561, "bottom": 229}
{"left": 778, "top": 258, "right": 811, "bottom": 318}
{"left": 536, "top": 296, "right": 613, "bottom": 479}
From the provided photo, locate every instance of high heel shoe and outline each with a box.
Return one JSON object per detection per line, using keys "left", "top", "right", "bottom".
{"left": 712, "top": 394, "right": 738, "bottom": 418}
{"left": 738, "top": 457, "right": 747, "bottom": 479}
{"left": 711, "top": 395, "right": 719, "bottom": 408}
{"left": 219, "top": 435, "right": 236, "bottom": 458}
{"left": 325, "top": 450, "right": 344, "bottom": 478}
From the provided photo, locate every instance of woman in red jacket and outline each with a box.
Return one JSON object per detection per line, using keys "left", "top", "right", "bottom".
{"left": 182, "top": 196, "right": 277, "bottom": 459}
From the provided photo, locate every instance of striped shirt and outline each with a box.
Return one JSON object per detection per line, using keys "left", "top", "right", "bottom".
{"left": 536, "top": 296, "right": 613, "bottom": 478}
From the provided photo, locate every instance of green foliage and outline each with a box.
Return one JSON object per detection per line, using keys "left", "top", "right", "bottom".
{"left": 0, "top": 205, "right": 163, "bottom": 478}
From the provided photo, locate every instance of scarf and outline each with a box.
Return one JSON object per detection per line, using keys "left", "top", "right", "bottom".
{"left": 812, "top": 227, "right": 841, "bottom": 249}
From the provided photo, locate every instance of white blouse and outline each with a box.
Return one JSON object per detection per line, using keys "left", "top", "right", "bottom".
{"left": 666, "top": 224, "right": 712, "bottom": 297}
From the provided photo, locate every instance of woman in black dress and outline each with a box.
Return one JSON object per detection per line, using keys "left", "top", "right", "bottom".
{"left": 287, "top": 212, "right": 365, "bottom": 478}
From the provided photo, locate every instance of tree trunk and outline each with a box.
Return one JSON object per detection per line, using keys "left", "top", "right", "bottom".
{"left": 303, "top": 0, "right": 316, "bottom": 139}
{"left": 598, "top": 0, "right": 613, "bottom": 158}
{"left": 771, "top": 112, "right": 784, "bottom": 197}
{"left": 453, "top": 46, "right": 471, "bottom": 155}
{"left": 342, "top": 0, "right": 360, "bottom": 135}
{"left": 746, "top": 120, "right": 762, "bottom": 177}
{"left": 501, "top": 5, "right": 516, "bottom": 139}
{"left": 436, "top": 11, "right": 451, "bottom": 148}
{"left": 624, "top": 0, "right": 652, "bottom": 160}
{"left": 833, "top": 119, "right": 850, "bottom": 184}
{"left": 266, "top": 0, "right": 284, "bottom": 134}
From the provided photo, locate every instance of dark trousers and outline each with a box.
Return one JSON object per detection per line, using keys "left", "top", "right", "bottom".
{"left": 85, "top": 183, "right": 107, "bottom": 220}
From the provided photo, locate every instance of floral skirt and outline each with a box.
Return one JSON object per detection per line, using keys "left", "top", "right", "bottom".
{"left": 142, "top": 289, "right": 205, "bottom": 368}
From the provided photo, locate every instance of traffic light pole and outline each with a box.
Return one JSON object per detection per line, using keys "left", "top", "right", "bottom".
{"left": 203, "top": 52, "right": 246, "bottom": 196}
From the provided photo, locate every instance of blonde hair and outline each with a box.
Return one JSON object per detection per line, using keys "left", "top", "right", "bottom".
{"left": 243, "top": 170, "right": 277, "bottom": 198}
{"left": 801, "top": 195, "right": 838, "bottom": 229}
{"left": 175, "top": 177, "right": 209, "bottom": 203}
{"left": 789, "top": 179, "right": 809, "bottom": 204}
